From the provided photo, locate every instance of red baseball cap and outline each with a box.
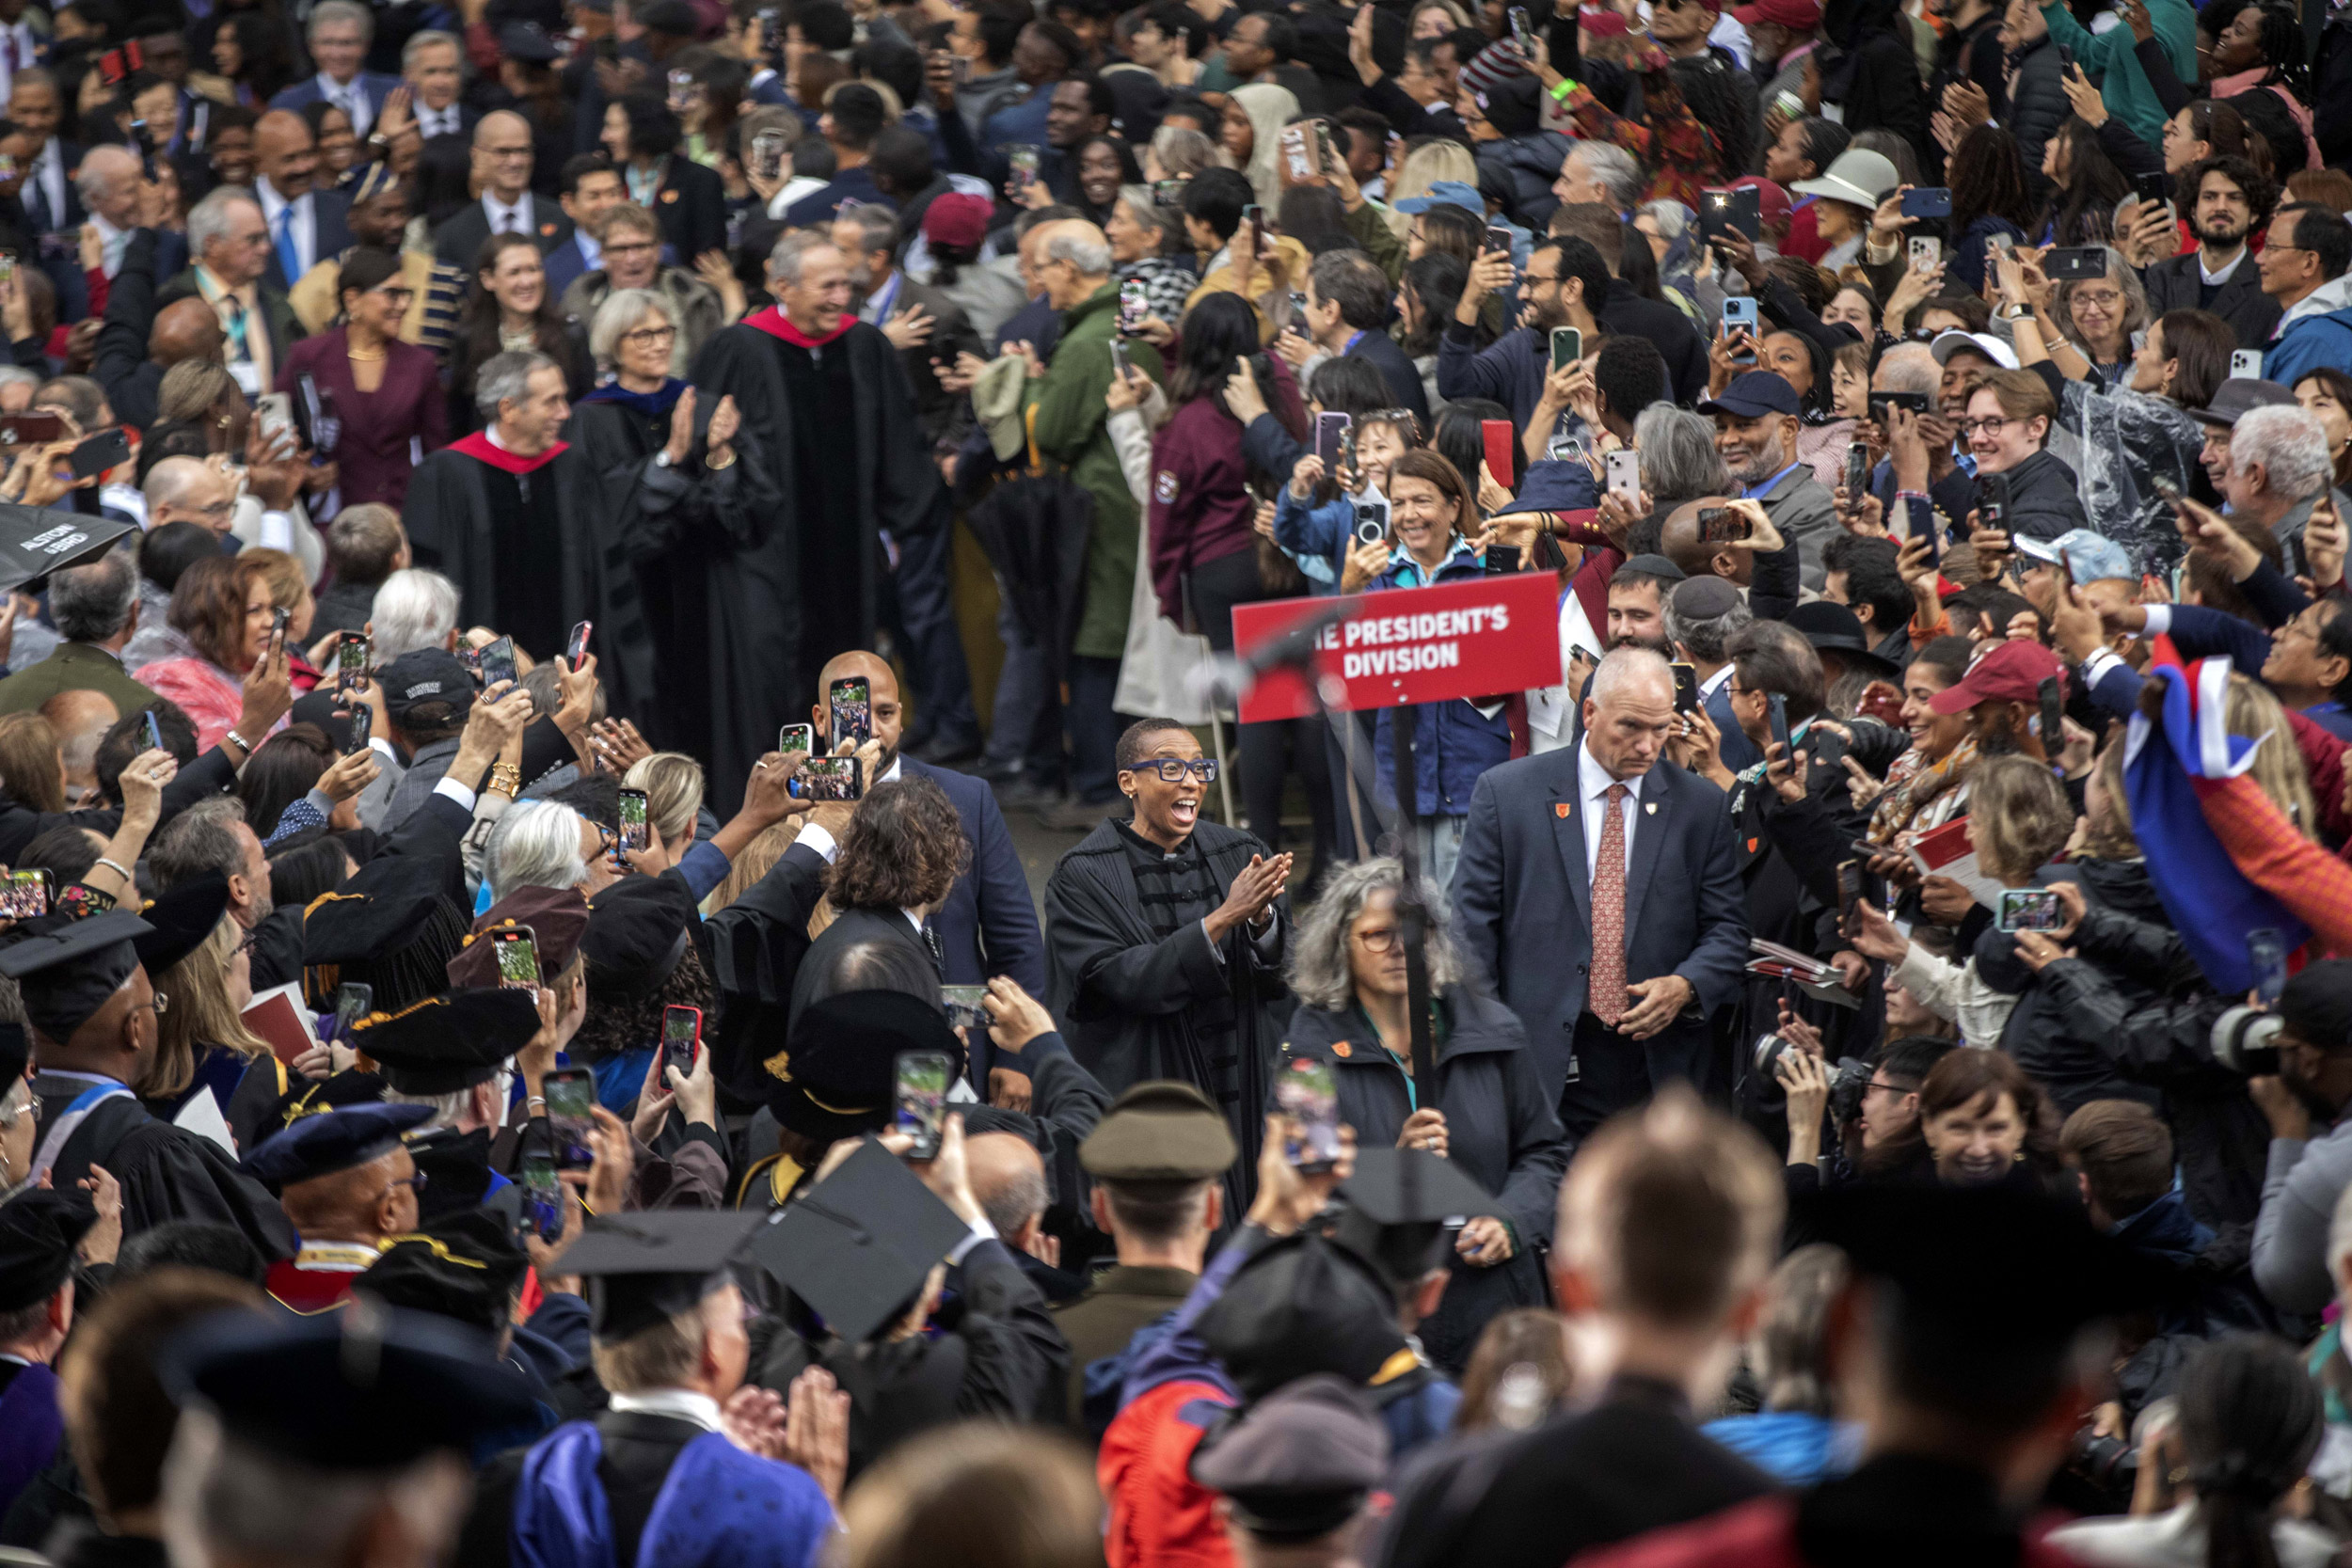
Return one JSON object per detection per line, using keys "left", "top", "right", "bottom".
{"left": 922, "top": 192, "right": 993, "bottom": 251}
{"left": 1928, "top": 640, "right": 2067, "bottom": 715}
{"left": 1727, "top": 176, "right": 1792, "bottom": 231}
{"left": 1731, "top": 0, "right": 1821, "bottom": 28}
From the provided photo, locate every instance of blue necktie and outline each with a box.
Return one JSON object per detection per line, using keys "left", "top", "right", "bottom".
{"left": 273, "top": 202, "right": 299, "bottom": 283}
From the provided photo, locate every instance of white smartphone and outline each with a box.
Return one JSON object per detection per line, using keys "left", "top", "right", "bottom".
{"left": 1908, "top": 236, "right": 1941, "bottom": 273}
{"left": 1604, "top": 448, "right": 1639, "bottom": 505}
{"left": 2231, "top": 349, "right": 2264, "bottom": 379}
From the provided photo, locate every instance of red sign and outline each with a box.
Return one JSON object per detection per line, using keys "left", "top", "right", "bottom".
{"left": 1230, "top": 573, "right": 1564, "bottom": 723}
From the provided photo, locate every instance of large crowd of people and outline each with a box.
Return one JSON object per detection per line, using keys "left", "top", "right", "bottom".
{"left": 0, "top": 0, "right": 2346, "bottom": 1561}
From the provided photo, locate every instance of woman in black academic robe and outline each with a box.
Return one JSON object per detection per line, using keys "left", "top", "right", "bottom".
{"left": 567, "top": 288, "right": 774, "bottom": 789}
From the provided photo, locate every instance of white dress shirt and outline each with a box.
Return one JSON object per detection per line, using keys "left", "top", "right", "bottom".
{"left": 606, "top": 1388, "right": 723, "bottom": 1432}
{"left": 415, "top": 101, "right": 463, "bottom": 138}
{"left": 2199, "top": 245, "right": 2249, "bottom": 287}
{"left": 256, "top": 179, "right": 317, "bottom": 277}
{"left": 316, "top": 72, "right": 376, "bottom": 138}
{"left": 483, "top": 191, "right": 533, "bottom": 238}
{"left": 92, "top": 213, "right": 130, "bottom": 279}
{"left": 25, "top": 136, "right": 65, "bottom": 234}
{"left": 0, "top": 24, "right": 37, "bottom": 106}
{"left": 575, "top": 229, "right": 603, "bottom": 274}
{"left": 1576, "top": 738, "right": 1644, "bottom": 883}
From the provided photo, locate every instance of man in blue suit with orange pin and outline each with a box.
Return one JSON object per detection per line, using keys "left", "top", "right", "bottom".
{"left": 801, "top": 650, "right": 1045, "bottom": 1099}
{"left": 1452, "top": 646, "right": 1750, "bottom": 1140}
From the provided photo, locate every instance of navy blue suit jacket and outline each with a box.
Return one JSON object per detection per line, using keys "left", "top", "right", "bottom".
{"left": 268, "top": 72, "right": 403, "bottom": 124}
{"left": 900, "top": 756, "right": 1047, "bottom": 1077}
{"left": 1452, "top": 745, "right": 1749, "bottom": 1099}
{"left": 1704, "top": 676, "right": 1763, "bottom": 774}
{"left": 1343, "top": 326, "right": 1429, "bottom": 425}
{"left": 261, "top": 187, "right": 355, "bottom": 293}
{"left": 541, "top": 233, "right": 597, "bottom": 302}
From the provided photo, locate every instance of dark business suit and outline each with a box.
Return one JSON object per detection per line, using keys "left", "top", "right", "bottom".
{"left": 540, "top": 231, "right": 599, "bottom": 303}
{"left": 1343, "top": 325, "right": 1430, "bottom": 424}
{"left": 901, "top": 755, "right": 1046, "bottom": 1083}
{"left": 1703, "top": 673, "right": 1762, "bottom": 773}
{"left": 787, "top": 905, "right": 935, "bottom": 1030}
{"left": 432, "top": 194, "right": 575, "bottom": 269}
{"left": 153, "top": 267, "right": 306, "bottom": 389}
{"left": 1451, "top": 745, "right": 1749, "bottom": 1134}
{"left": 17, "top": 139, "right": 87, "bottom": 320}
{"left": 259, "top": 187, "right": 355, "bottom": 293}
{"left": 636, "top": 156, "right": 726, "bottom": 265}
{"left": 268, "top": 71, "right": 403, "bottom": 126}
{"left": 2142, "top": 249, "right": 2282, "bottom": 352}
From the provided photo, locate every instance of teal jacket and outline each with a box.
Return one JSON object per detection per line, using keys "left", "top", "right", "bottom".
{"left": 2039, "top": 0, "right": 2197, "bottom": 147}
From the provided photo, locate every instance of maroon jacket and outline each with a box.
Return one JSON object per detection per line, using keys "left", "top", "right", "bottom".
{"left": 1146, "top": 352, "right": 1304, "bottom": 626}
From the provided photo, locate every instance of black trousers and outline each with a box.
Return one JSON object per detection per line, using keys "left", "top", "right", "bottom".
{"left": 1187, "top": 546, "right": 1336, "bottom": 874}
{"left": 1556, "top": 1013, "right": 1714, "bottom": 1143}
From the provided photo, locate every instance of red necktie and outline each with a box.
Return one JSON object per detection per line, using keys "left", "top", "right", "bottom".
{"left": 1590, "top": 783, "right": 1629, "bottom": 1026}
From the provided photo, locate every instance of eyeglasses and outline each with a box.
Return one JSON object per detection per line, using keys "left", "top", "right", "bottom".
{"left": 1959, "top": 415, "right": 2020, "bottom": 436}
{"left": 606, "top": 240, "right": 660, "bottom": 256}
{"left": 1123, "top": 758, "right": 1219, "bottom": 782}
{"left": 384, "top": 1170, "right": 429, "bottom": 1196}
{"left": 1863, "top": 1078, "right": 1908, "bottom": 1097}
{"left": 2069, "top": 289, "right": 2123, "bottom": 308}
{"left": 1353, "top": 926, "right": 1400, "bottom": 953}
{"left": 622, "top": 324, "right": 678, "bottom": 345}
{"left": 135, "top": 992, "right": 170, "bottom": 1019}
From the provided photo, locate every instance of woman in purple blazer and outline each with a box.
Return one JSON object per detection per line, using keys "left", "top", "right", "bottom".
{"left": 279, "top": 245, "right": 447, "bottom": 514}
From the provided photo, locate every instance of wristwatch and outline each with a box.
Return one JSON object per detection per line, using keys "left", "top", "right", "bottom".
{"left": 651, "top": 450, "right": 673, "bottom": 468}
{"left": 2000, "top": 303, "right": 2036, "bottom": 322}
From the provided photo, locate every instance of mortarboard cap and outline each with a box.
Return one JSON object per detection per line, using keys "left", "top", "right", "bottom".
{"left": 1197, "top": 1233, "right": 1411, "bottom": 1402}
{"left": 347, "top": 991, "right": 542, "bottom": 1095}
{"left": 447, "top": 887, "right": 592, "bottom": 990}
{"left": 1079, "top": 1080, "right": 1237, "bottom": 1184}
{"left": 133, "top": 872, "right": 232, "bottom": 978}
{"left": 0, "top": 1187, "right": 98, "bottom": 1312}
{"left": 1189, "top": 1374, "right": 1390, "bottom": 1542}
{"left": 0, "top": 502, "right": 136, "bottom": 597}
{"left": 1333, "top": 1147, "right": 1496, "bottom": 1285}
{"left": 580, "top": 876, "right": 697, "bottom": 1005}
{"left": 302, "top": 856, "right": 451, "bottom": 967}
{"left": 404, "top": 1123, "right": 497, "bottom": 1223}
{"left": 239, "top": 1101, "right": 433, "bottom": 1192}
{"left": 0, "top": 910, "right": 153, "bottom": 1045}
{"left": 762, "top": 990, "right": 964, "bottom": 1140}
{"left": 1803, "top": 1182, "right": 2176, "bottom": 1352}
{"left": 558, "top": 1210, "right": 765, "bottom": 1339}
{"left": 160, "top": 1302, "right": 537, "bottom": 1467}
{"left": 748, "top": 1138, "right": 973, "bottom": 1346}
{"left": 356, "top": 1208, "right": 530, "bottom": 1335}
{"left": 0, "top": 1019, "right": 27, "bottom": 1099}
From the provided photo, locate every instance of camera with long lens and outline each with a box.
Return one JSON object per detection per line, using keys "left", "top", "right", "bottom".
{"left": 2068, "top": 1424, "right": 2139, "bottom": 1502}
{"left": 1754, "top": 1036, "right": 1871, "bottom": 1122}
{"left": 2211, "top": 1006, "right": 2284, "bottom": 1076}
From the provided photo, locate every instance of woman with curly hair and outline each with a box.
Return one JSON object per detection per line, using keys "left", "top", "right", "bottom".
{"left": 788, "top": 775, "right": 971, "bottom": 1026}
{"left": 1279, "top": 856, "right": 1568, "bottom": 1373}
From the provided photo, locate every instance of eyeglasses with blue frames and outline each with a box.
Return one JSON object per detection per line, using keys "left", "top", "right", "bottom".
{"left": 1123, "top": 758, "right": 1220, "bottom": 783}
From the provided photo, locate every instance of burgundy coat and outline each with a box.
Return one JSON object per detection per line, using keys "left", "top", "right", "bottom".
{"left": 280, "top": 326, "right": 448, "bottom": 513}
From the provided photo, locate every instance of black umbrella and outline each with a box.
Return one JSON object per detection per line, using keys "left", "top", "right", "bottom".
{"left": 0, "top": 501, "right": 135, "bottom": 596}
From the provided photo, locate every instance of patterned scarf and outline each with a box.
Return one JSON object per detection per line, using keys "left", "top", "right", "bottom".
{"left": 1867, "top": 736, "right": 1979, "bottom": 847}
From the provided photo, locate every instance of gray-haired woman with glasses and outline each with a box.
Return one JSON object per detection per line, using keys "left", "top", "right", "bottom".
{"left": 1279, "top": 857, "right": 1569, "bottom": 1374}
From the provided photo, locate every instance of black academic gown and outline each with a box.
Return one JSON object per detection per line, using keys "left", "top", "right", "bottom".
{"left": 401, "top": 434, "right": 657, "bottom": 721}
{"left": 456, "top": 1409, "right": 702, "bottom": 1568}
{"left": 566, "top": 390, "right": 781, "bottom": 811}
{"left": 684, "top": 310, "right": 937, "bottom": 729}
{"left": 703, "top": 839, "right": 833, "bottom": 1115}
{"left": 1042, "top": 818, "right": 1293, "bottom": 1214}
{"left": 749, "top": 1237, "right": 1067, "bottom": 1483}
{"left": 30, "top": 1073, "right": 295, "bottom": 1261}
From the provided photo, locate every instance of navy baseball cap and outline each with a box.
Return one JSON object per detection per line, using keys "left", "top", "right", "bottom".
{"left": 1696, "top": 372, "right": 1803, "bottom": 420}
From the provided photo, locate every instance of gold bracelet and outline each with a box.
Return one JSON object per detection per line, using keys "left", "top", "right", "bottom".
{"left": 488, "top": 763, "right": 522, "bottom": 796}
{"left": 706, "top": 448, "right": 737, "bottom": 471}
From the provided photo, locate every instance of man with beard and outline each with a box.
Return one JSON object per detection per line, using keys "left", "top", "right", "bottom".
{"left": 1700, "top": 372, "right": 1836, "bottom": 594}
{"left": 287, "top": 163, "right": 468, "bottom": 350}
{"left": 1439, "top": 236, "right": 1603, "bottom": 433}
{"left": 688, "top": 230, "right": 935, "bottom": 802}
{"left": 2139, "top": 156, "right": 2281, "bottom": 350}
{"left": 1607, "top": 559, "right": 1687, "bottom": 657}
{"left": 1921, "top": 637, "right": 2063, "bottom": 765}
{"left": 2248, "top": 960, "right": 2352, "bottom": 1315}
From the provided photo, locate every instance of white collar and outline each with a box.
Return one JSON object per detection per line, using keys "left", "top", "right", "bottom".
{"left": 607, "top": 1388, "right": 724, "bottom": 1432}
{"left": 2199, "top": 244, "right": 2248, "bottom": 286}
{"left": 880, "top": 755, "right": 903, "bottom": 784}
{"left": 256, "top": 179, "right": 305, "bottom": 214}
{"left": 1576, "top": 738, "right": 1641, "bottom": 804}
{"left": 900, "top": 906, "right": 925, "bottom": 935}
{"left": 31, "top": 137, "right": 56, "bottom": 170}
{"left": 485, "top": 189, "right": 530, "bottom": 222}
{"left": 1698, "top": 663, "right": 1733, "bottom": 698}
{"left": 317, "top": 71, "right": 361, "bottom": 97}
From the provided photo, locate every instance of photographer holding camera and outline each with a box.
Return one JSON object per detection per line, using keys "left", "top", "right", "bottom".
{"left": 2249, "top": 961, "right": 2352, "bottom": 1318}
